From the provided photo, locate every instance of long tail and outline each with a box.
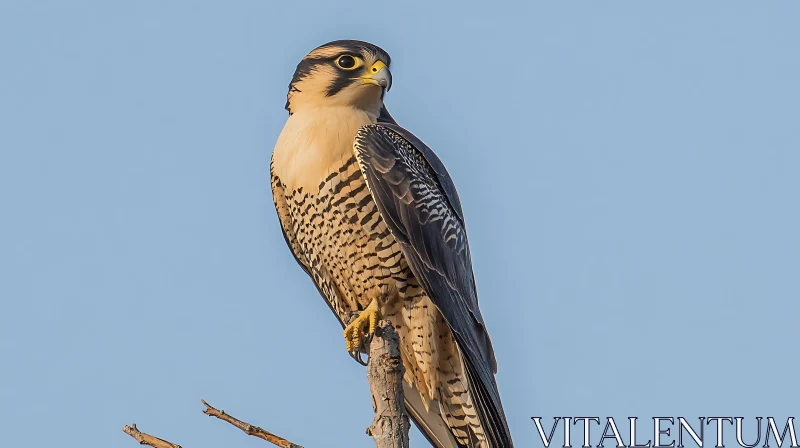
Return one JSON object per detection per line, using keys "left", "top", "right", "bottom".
{"left": 403, "top": 380, "right": 463, "bottom": 448}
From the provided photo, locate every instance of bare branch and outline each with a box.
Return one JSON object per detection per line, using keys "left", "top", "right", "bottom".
{"left": 124, "top": 322, "right": 408, "bottom": 448}
{"left": 366, "top": 320, "right": 410, "bottom": 448}
{"left": 201, "top": 399, "right": 303, "bottom": 448}
{"left": 122, "top": 424, "right": 182, "bottom": 448}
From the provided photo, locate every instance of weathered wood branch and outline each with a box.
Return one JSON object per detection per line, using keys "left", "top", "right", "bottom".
{"left": 122, "top": 424, "right": 182, "bottom": 448}
{"left": 202, "top": 399, "right": 303, "bottom": 448}
{"left": 122, "top": 320, "right": 408, "bottom": 447}
{"left": 366, "top": 319, "right": 410, "bottom": 448}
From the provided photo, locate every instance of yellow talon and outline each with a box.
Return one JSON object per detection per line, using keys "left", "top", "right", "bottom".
{"left": 344, "top": 299, "right": 380, "bottom": 353}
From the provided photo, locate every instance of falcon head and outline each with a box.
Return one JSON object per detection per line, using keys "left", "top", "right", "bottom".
{"left": 285, "top": 40, "right": 392, "bottom": 115}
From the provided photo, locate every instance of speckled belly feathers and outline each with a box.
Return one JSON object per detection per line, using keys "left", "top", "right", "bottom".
{"left": 271, "top": 154, "right": 485, "bottom": 446}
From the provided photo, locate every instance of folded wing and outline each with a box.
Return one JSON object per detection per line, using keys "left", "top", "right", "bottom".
{"left": 354, "top": 123, "right": 512, "bottom": 447}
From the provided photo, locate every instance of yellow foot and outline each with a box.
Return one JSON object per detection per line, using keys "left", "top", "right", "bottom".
{"left": 344, "top": 299, "right": 381, "bottom": 354}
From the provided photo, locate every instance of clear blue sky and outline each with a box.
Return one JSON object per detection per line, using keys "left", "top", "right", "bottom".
{"left": 1, "top": 1, "right": 798, "bottom": 447}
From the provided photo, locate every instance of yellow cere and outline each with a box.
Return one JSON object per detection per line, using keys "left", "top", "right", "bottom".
{"left": 360, "top": 60, "right": 388, "bottom": 86}
{"left": 369, "top": 60, "right": 387, "bottom": 74}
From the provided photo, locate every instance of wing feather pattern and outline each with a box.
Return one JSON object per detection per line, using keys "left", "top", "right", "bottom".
{"left": 353, "top": 123, "right": 512, "bottom": 448}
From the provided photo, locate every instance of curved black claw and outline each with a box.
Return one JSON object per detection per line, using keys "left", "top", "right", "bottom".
{"left": 348, "top": 332, "right": 376, "bottom": 366}
{"left": 350, "top": 348, "right": 368, "bottom": 366}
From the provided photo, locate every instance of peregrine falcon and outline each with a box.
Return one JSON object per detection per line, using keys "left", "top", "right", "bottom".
{"left": 270, "top": 40, "right": 513, "bottom": 448}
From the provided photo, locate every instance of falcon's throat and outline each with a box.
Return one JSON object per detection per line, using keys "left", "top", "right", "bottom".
{"left": 271, "top": 105, "right": 377, "bottom": 193}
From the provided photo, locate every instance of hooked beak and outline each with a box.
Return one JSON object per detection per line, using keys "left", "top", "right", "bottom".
{"left": 362, "top": 60, "right": 392, "bottom": 91}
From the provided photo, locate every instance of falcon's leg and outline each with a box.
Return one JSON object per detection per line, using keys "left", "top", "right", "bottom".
{"left": 344, "top": 299, "right": 381, "bottom": 356}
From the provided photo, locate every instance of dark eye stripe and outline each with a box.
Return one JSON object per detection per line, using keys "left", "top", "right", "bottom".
{"left": 325, "top": 75, "right": 353, "bottom": 97}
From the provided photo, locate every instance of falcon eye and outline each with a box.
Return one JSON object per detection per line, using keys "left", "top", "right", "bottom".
{"left": 336, "top": 55, "right": 358, "bottom": 70}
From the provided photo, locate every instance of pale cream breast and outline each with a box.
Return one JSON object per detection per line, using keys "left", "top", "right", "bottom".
{"left": 271, "top": 106, "right": 377, "bottom": 191}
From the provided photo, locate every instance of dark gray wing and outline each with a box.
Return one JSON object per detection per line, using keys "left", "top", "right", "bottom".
{"left": 353, "top": 123, "right": 513, "bottom": 448}
{"left": 377, "top": 104, "right": 398, "bottom": 125}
